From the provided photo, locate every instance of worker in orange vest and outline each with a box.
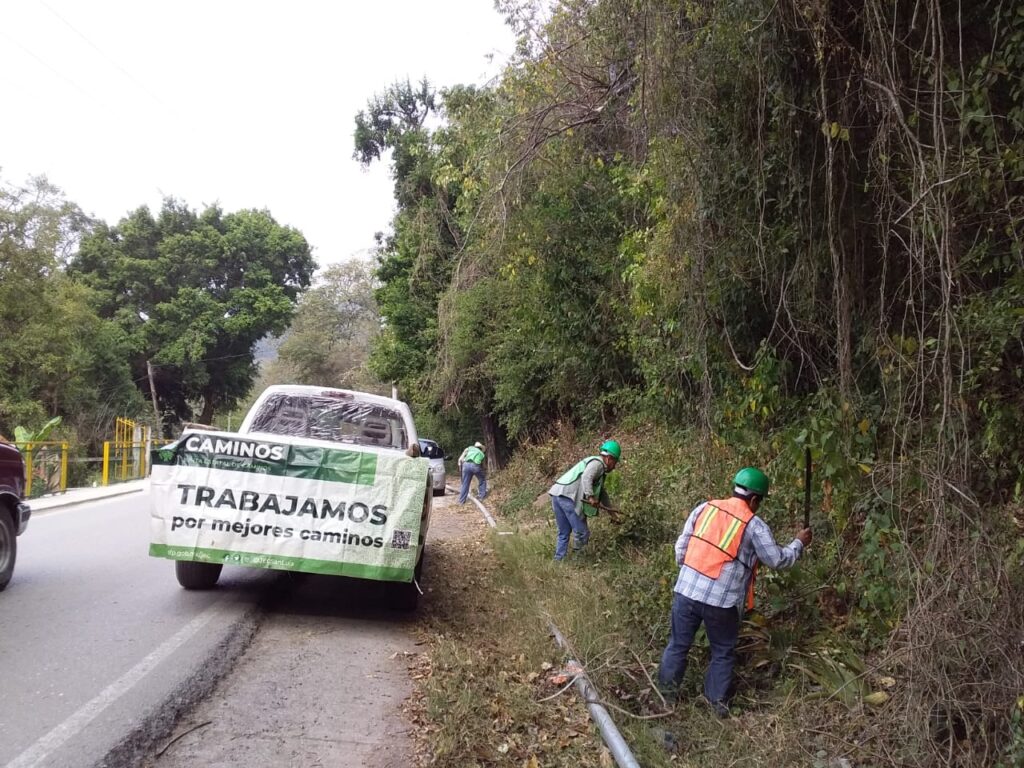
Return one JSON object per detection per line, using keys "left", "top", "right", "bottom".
{"left": 656, "top": 467, "right": 812, "bottom": 716}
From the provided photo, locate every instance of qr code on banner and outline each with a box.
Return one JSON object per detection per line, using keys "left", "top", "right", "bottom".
{"left": 390, "top": 529, "right": 412, "bottom": 550}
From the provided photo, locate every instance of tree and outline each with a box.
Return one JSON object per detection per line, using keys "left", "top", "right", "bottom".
{"left": 355, "top": 80, "right": 519, "bottom": 462}
{"left": 276, "top": 259, "right": 381, "bottom": 390}
{"left": 0, "top": 174, "right": 142, "bottom": 438}
{"left": 354, "top": 78, "right": 437, "bottom": 208}
{"left": 72, "top": 200, "right": 315, "bottom": 432}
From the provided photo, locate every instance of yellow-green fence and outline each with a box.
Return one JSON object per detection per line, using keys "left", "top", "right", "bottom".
{"left": 16, "top": 442, "right": 69, "bottom": 497}
{"left": 14, "top": 418, "right": 152, "bottom": 495}
{"left": 102, "top": 418, "right": 150, "bottom": 486}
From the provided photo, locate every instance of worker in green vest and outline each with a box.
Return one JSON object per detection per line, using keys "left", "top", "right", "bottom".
{"left": 548, "top": 440, "right": 621, "bottom": 560}
{"left": 457, "top": 441, "right": 488, "bottom": 504}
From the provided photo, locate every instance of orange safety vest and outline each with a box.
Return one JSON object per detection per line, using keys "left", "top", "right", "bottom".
{"left": 682, "top": 497, "right": 759, "bottom": 610}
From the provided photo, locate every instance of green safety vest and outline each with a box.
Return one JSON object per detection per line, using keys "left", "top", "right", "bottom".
{"left": 464, "top": 446, "right": 485, "bottom": 465}
{"left": 556, "top": 456, "right": 604, "bottom": 517}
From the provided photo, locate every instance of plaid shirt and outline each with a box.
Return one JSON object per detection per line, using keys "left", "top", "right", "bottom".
{"left": 672, "top": 500, "right": 804, "bottom": 609}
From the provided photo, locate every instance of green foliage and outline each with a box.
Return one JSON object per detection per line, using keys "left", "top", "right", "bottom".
{"left": 72, "top": 200, "right": 315, "bottom": 432}
{"left": 997, "top": 696, "right": 1024, "bottom": 768}
{"left": 0, "top": 174, "right": 144, "bottom": 442}
{"left": 14, "top": 416, "right": 62, "bottom": 444}
{"left": 851, "top": 491, "right": 907, "bottom": 640}
{"left": 275, "top": 260, "right": 381, "bottom": 391}
{"left": 359, "top": 0, "right": 1024, "bottom": 762}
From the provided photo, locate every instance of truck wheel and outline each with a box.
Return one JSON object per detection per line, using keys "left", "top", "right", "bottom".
{"left": 394, "top": 551, "right": 425, "bottom": 612}
{"left": 175, "top": 560, "right": 222, "bottom": 590}
{"left": 394, "top": 581, "right": 420, "bottom": 612}
{"left": 0, "top": 508, "right": 16, "bottom": 591}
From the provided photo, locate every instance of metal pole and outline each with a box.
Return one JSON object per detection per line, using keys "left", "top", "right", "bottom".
{"left": 147, "top": 360, "right": 162, "bottom": 435}
{"left": 24, "top": 443, "right": 33, "bottom": 498}
{"left": 60, "top": 442, "right": 68, "bottom": 492}
{"left": 548, "top": 622, "right": 642, "bottom": 768}
{"left": 803, "top": 447, "right": 812, "bottom": 529}
{"left": 140, "top": 426, "right": 148, "bottom": 479}
{"left": 102, "top": 442, "right": 110, "bottom": 486}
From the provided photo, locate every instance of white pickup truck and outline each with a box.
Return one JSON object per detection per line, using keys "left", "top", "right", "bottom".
{"left": 149, "top": 385, "right": 432, "bottom": 609}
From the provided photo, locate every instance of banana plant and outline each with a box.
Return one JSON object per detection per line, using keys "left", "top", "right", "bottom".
{"left": 14, "top": 416, "right": 62, "bottom": 444}
{"left": 15, "top": 417, "right": 64, "bottom": 496}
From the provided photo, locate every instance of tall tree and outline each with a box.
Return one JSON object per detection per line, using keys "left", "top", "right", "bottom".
{"left": 0, "top": 174, "right": 141, "bottom": 438}
{"left": 72, "top": 200, "right": 315, "bottom": 432}
{"left": 276, "top": 259, "right": 381, "bottom": 390}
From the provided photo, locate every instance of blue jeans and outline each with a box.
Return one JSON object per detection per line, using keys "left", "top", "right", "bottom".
{"left": 552, "top": 495, "right": 590, "bottom": 560}
{"left": 458, "top": 462, "right": 487, "bottom": 503}
{"left": 657, "top": 592, "right": 740, "bottom": 705}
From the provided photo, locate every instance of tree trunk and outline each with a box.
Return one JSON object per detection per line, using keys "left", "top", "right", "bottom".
{"left": 199, "top": 396, "right": 216, "bottom": 427}
{"left": 480, "top": 411, "right": 508, "bottom": 471}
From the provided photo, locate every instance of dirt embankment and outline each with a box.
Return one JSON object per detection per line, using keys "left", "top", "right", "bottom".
{"left": 144, "top": 489, "right": 486, "bottom": 768}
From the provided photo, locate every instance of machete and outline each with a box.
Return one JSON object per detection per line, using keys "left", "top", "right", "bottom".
{"left": 587, "top": 498, "right": 623, "bottom": 524}
{"left": 803, "top": 446, "right": 812, "bottom": 529}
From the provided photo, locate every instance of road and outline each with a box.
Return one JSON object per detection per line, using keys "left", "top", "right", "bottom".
{"left": 0, "top": 491, "right": 278, "bottom": 768}
{"left": 141, "top": 490, "right": 476, "bottom": 768}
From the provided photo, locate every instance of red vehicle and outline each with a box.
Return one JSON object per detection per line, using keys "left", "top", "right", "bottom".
{"left": 0, "top": 441, "right": 31, "bottom": 590}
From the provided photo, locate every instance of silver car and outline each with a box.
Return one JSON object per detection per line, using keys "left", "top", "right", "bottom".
{"left": 418, "top": 439, "right": 447, "bottom": 496}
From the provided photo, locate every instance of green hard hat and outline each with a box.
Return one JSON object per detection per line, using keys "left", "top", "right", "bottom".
{"left": 734, "top": 467, "right": 770, "bottom": 497}
{"left": 599, "top": 439, "right": 622, "bottom": 460}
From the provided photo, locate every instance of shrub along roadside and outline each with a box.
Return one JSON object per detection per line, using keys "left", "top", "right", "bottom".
{"left": 409, "top": 425, "right": 1023, "bottom": 767}
{"left": 407, "top": 429, "right": 826, "bottom": 766}
{"left": 480, "top": 429, "right": 822, "bottom": 767}
{"left": 408, "top": 527, "right": 612, "bottom": 766}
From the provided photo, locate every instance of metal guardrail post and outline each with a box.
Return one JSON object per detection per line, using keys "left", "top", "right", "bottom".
{"left": 464, "top": 492, "right": 642, "bottom": 768}
{"left": 140, "top": 428, "right": 149, "bottom": 478}
{"left": 102, "top": 442, "right": 110, "bottom": 486}
{"left": 24, "top": 442, "right": 33, "bottom": 497}
{"left": 60, "top": 442, "right": 69, "bottom": 492}
{"left": 548, "top": 622, "right": 642, "bottom": 768}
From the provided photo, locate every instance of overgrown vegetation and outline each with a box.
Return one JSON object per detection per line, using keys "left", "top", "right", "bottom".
{"left": 0, "top": 172, "right": 317, "bottom": 450}
{"left": 361, "top": 0, "right": 1024, "bottom": 764}
{"left": 0, "top": 175, "right": 144, "bottom": 446}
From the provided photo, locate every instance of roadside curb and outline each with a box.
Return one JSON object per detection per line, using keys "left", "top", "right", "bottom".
{"left": 31, "top": 484, "right": 147, "bottom": 515}
{"left": 467, "top": 493, "right": 642, "bottom": 768}
{"left": 466, "top": 493, "right": 498, "bottom": 528}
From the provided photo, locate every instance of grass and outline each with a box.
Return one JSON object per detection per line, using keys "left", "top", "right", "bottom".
{"left": 409, "top": 530, "right": 612, "bottom": 767}
{"left": 405, "top": 428, "right": 930, "bottom": 767}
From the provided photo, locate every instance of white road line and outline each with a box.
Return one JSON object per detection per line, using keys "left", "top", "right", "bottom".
{"left": 4, "top": 597, "right": 227, "bottom": 768}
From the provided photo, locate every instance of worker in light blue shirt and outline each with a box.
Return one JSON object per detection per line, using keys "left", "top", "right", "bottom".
{"left": 657, "top": 467, "right": 811, "bottom": 716}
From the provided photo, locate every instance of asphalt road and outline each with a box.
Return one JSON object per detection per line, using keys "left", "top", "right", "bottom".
{"left": 0, "top": 491, "right": 278, "bottom": 768}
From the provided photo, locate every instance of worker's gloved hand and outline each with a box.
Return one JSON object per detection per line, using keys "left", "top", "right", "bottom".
{"left": 796, "top": 528, "right": 813, "bottom": 547}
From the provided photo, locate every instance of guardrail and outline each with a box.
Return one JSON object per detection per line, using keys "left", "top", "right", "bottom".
{"left": 16, "top": 441, "right": 69, "bottom": 497}
{"left": 102, "top": 440, "right": 149, "bottom": 486}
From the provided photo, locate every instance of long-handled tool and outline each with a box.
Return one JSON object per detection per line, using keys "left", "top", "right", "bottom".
{"left": 803, "top": 446, "right": 812, "bottom": 529}
{"left": 587, "top": 498, "right": 623, "bottom": 524}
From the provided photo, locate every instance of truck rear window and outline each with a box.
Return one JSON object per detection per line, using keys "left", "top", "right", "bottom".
{"left": 248, "top": 394, "right": 408, "bottom": 450}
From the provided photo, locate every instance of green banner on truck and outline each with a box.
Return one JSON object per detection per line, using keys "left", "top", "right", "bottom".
{"left": 149, "top": 432, "right": 429, "bottom": 582}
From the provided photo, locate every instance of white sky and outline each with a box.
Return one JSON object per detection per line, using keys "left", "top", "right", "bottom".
{"left": 0, "top": 0, "right": 515, "bottom": 269}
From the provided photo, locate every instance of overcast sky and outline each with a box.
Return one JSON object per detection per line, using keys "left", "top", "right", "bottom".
{"left": 0, "top": 0, "right": 515, "bottom": 270}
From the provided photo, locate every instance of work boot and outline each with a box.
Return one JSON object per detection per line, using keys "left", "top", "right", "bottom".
{"left": 701, "top": 695, "right": 730, "bottom": 718}
{"left": 656, "top": 685, "right": 678, "bottom": 708}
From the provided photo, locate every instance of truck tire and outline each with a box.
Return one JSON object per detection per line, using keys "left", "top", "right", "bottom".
{"left": 394, "top": 550, "right": 425, "bottom": 612}
{"left": 0, "top": 507, "right": 16, "bottom": 591}
{"left": 175, "top": 560, "right": 222, "bottom": 590}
